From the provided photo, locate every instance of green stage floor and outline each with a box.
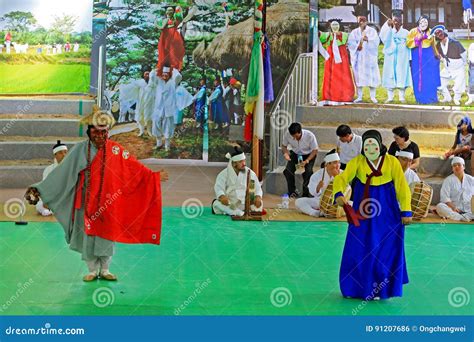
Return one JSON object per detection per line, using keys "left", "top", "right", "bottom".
{"left": 0, "top": 207, "right": 472, "bottom": 316}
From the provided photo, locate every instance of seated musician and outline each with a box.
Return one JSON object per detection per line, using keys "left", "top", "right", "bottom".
{"left": 396, "top": 150, "right": 420, "bottom": 185}
{"left": 295, "top": 150, "right": 346, "bottom": 217}
{"left": 212, "top": 147, "right": 263, "bottom": 216}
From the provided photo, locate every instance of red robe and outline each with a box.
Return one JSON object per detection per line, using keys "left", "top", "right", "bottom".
{"left": 156, "top": 21, "right": 185, "bottom": 76}
{"left": 81, "top": 140, "right": 162, "bottom": 245}
{"left": 321, "top": 32, "right": 355, "bottom": 103}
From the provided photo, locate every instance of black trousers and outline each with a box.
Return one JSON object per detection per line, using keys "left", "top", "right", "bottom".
{"left": 283, "top": 151, "right": 315, "bottom": 197}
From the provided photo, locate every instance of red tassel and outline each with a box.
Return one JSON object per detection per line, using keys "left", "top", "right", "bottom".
{"left": 244, "top": 114, "right": 253, "bottom": 142}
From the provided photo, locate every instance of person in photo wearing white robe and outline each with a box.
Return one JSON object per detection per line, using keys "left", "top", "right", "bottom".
{"left": 295, "top": 151, "right": 346, "bottom": 217}
{"left": 436, "top": 157, "right": 474, "bottom": 222}
{"left": 36, "top": 141, "right": 68, "bottom": 216}
{"left": 175, "top": 83, "right": 194, "bottom": 125}
{"left": 135, "top": 71, "right": 154, "bottom": 137}
{"left": 379, "top": 16, "right": 411, "bottom": 103}
{"left": 151, "top": 66, "right": 182, "bottom": 151}
{"left": 466, "top": 43, "right": 474, "bottom": 105}
{"left": 396, "top": 150, "right": 420, "bottom": 185}
{"left": 212, "top": 148, "right": 263, "bottom": 216}
{"left": 348, "top": 16, "right": 381, "bottom": 103}
{"left": 433, "top": 25, "right": 467, "bottom": 106}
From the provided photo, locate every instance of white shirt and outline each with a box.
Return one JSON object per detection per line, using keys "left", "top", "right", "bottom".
{"left": 214, "top": 165, "right": 263, "bottom": 207}
{"left": 42, "top": 160, "right": 58, "bottom": 180}
{"left": 404, "top": 168, "right": 420, "bottom": 185}
{"left": 440, "top": 173, "right": 474, "bottom": 214}
{"left": 307, "top": 168, "right": 342, "bottom": 198}
{"left": 282, "top": 129, "right": 318, "bottom": 155}
{"left": 336, "top": 134, "right": 362, "bottom": 164}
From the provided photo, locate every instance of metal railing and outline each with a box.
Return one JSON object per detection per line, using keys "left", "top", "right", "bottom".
{"left": 268, "top": 52, "right": 314, "bottom": 171}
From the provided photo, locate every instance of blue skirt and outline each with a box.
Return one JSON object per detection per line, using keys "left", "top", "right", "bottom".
{"left": 410, "top": 47, "right": 440, "bottom": 104}
{"left": 339, "top": 178, "right": 409, "bottom": 299}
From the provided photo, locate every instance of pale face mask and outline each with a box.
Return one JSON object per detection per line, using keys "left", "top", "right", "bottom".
{"left": 330, "top": 21, "right": 340, "bottom": 33}
{"left": 418, "top": 18, "right": 428, "bottom": 31}
{"left": 363, "top": 138, "right": 381, "bottom": 162}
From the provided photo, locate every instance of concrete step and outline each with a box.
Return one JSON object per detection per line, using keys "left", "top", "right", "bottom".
{"left": 0, "top": 96, "right": 95, "bottom": 115}
{"left": 263, "top": 166, "right": 445, "bottom": 205}
{"left": 0, "top": 138, "right": 84, "bottom": 160}
{"left": 296, "top": 104, "right": 474, "bottom": 128}
{"left": 0, "top": 165, "right": 44, "bottom": 188}
{"left": 0, "top": 118, "right": 80, "bottom": 137}
{"left": 304, "top": 125, "right": 456, "bottom": 150}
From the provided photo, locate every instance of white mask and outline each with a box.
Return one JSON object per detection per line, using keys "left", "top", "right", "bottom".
{"left": 418, "top": 18, "right": 428, "bottom": 31}
{"left": 363, "top": 138, "right": 381, "bottom": 162}
{"left": 330, "top": 21, "right": 340, "bottom": 33}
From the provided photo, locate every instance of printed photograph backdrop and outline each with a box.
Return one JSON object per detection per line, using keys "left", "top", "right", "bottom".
{"left": 0, "top": 0, "right": 93, "bottom": 94}
{"left": 317, "top": 0, "right": 474, "bottom": 106}
{"left": 101, "top": 0, "right": 309, "bottom": 161}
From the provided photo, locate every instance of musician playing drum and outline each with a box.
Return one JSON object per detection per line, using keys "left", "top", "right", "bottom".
{"left": 295, "top": 150, "right": 349, "bottom": 217}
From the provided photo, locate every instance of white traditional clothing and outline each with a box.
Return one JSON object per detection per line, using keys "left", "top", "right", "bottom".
{"left": 436, "top": 173, "right": 474, "bottom": 222}
{"left": 35, "top": 160, "right": 59, "bottom": 216}
{"left": 213, "top": 163, "right": 263, "bottom": 216}
{"left": 295, "top": 168, "right": 343, "bottom": 217}
{"left": 151, "top": 69, "right": 182, "bottom": 149}
{"left": 175, "top": 84, "right": 194, "bottom": 125}
{"left": 135, "top": 77, "right": 154, "bottom": 136}
{"left": 379, "top": 21, "right": 411, "bottom": 102}
{"left": 118, "top": 81, "right": 141, "bottom": 123}
{"left": 404, "top": 168, "right": 420, "bottom": 185}
{"left": 348, "top": 25, "right": 381, "bottom": 102}
{"left": 437, "top": 38, "right": 467, "bottom": 104}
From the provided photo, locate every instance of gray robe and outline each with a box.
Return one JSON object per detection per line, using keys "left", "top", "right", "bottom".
{"left": 33, "top": 140, "right": 114, "bottom": 260}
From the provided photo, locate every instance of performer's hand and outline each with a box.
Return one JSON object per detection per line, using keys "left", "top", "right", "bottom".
{"left": 387, "top": 19, "right": 393, "bottom": 27}
{"left": 402, "top": 217, "right": 412, "bottom": 225}
{"left": 24, "top": 187, "right": 40, "bottom": 205}
{"left": 219, "top": 195, "right": 229, "bottom": 206}
{"left": 43, "top": 203, "right": 49, "bottom": 210}
{"left": 284, "top": 153, "right": 291, "bottom": 161}
{"left": 335, "top": 195, "right": 347, "bottom": 207}
{"left": 159, "top": 169, "right": 169, "bottom": 182}
{"left": 254, "top": 196, "right": 262, "bottom": 208}
{"left": 362, "top": 35, "right": 368, "bottom": 42}
{"left": 462, "top": 145, "right": 470, "bottom": 151}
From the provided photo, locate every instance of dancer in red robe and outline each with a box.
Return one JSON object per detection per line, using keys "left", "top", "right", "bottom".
{"left": 319, "top": 19, "right": 355, "bottom": 105}
{"left": 156, "top": 6, "right": 185, "bottom": 77}
{"left": 25, "top": 107, "right": 169, "bottom": 282}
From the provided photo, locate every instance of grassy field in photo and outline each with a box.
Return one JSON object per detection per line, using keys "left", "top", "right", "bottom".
{"left": 0, "top": 64, "right": 90, "bottom": 93}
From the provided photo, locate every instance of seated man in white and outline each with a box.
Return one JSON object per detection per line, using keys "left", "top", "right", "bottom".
{"left": 295, "top": 150, "right": 344, "bottom": 217}
{"left": 36, "top": 140, "right": 68, "bottom": 216}
{"left": 396, "top": 150, "right": 420, "bottom": 185}
{"left": 212, "top": 147, "right": 263, "bottom": 216}
{"left": 436, "top": 157, "right": 474, "bottom": 222}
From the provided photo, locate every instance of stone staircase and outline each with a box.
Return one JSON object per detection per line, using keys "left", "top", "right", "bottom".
{"left": 0, "top": 96, "right": 94, "bottom": 188}
{"left": 263, "top": 104, "right": 474, "bottom": 204}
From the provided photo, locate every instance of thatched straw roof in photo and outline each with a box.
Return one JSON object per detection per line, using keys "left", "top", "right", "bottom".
{"left": 192, "top": 0, "right": 308, "bottom": 73}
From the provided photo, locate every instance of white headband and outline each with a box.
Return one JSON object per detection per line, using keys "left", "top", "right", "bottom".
{"left": 53, "top": 145, "right": 68, "bottom": 155}
{"left": 324, "top": 153, "right": 340, "bottom": 163}
{"left": 451, "top": 156, "right": 465, "bottom": 166}
{"left": 395, "top": 150, "right": 414, "bottom": 159}
{"left": 226, "top": 152, "right": 246, "bottom": 162}
{"left": 162, "top": 67, "right": 171, "bottom": 73}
